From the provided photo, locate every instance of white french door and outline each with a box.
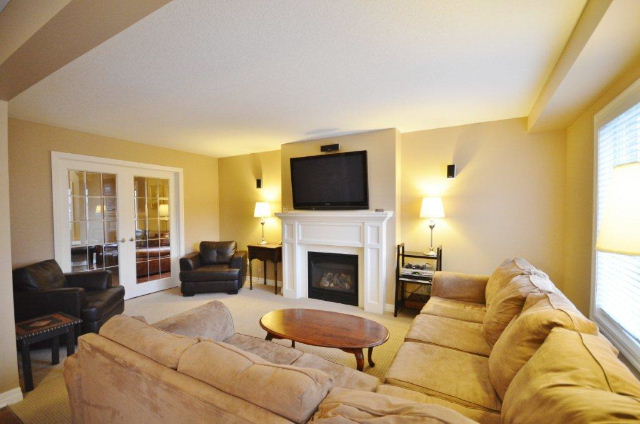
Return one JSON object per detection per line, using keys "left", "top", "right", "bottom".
{"left": 52, "top": 152, "right": 184, "bottom": 299}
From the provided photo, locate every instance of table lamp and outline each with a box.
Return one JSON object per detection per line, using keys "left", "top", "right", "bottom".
{"left": 596, "top": 162, "right": 640, "bottom": 255}
{"left": 254, "top": 201, "right": 272, "bottom": 245}
{"left": 420, "top": 197, "right": 445, "bottom": 255}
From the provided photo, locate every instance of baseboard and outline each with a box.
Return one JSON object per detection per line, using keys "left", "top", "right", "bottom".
{"left": 0, "top": 387, "right": 23, "bottom": 407}
{"left": 384, "top": 303, "right": 395, "bottom": 313}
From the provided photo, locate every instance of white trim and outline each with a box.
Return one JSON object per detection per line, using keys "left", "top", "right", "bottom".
{"left": 51, "top": 151, "right": 184, "bottom": 173}
{"left": 0, "top": 387, "right": 23, "bottom": 407}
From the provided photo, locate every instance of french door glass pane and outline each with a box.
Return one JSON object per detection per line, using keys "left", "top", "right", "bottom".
{"left": 68, "top": 170, "right": 119, "bottom": 285}
{"left": 134, "top": 176, "right": 171, "bottom": 283}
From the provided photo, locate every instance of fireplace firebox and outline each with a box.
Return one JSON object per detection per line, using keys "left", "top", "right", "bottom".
{"left": 308, "top": 251, "right": 358, "bottom": 306}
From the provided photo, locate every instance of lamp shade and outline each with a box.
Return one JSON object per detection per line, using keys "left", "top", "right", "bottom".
{"left": 420, "top": 197, "right": 445, "bottom": 219}
{"left": 596, "top": 162, "right": 640, "bottom": 255}
{"left": 254, "top": 201, "right": 272, "bottom": 218}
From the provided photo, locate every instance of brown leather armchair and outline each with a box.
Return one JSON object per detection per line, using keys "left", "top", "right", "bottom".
{"left": 179, "top": 241, "right": 247, "bottom": 296}
{"left": 13, "top": 259, "right": 125, "bottom": 334}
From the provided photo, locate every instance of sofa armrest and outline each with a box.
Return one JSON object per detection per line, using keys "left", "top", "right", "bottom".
{"left": 180, "top": 252, "right": 201, "bottom": 271}
{"left": 152, "top": 300, "right": 235, "bottom": 341}
{"left": 431, "top": 271, "right": 488, "bottom": 304}
{"left": 13, "top": 287, "right": 86, "bottom": 322}
{"left": 229, "top": 250, "right": 246, "bottom": 270}
{"left": 65, "top": 270, "right": 111, "bottom": 290}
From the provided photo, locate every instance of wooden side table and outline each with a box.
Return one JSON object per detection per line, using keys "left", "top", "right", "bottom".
{"left": 248, "top": 244, "right": 282, "bottom": 294}
{"left": 16, "top": 313, "right": 82, "bottom": 391}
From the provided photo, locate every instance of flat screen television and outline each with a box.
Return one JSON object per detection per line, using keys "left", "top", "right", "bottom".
{"left": 290, "top": 151, "right": 369, "bottom": 210}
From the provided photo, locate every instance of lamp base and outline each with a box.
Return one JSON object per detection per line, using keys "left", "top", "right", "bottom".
{"left": 259, "top": 240, "right": 268, "bottom": 245}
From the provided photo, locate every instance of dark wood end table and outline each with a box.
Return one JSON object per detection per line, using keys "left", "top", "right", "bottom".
{"left": 16, "top": 313, "right": 82, "bottom": 392}
{"left": 260, "top": 308, "right": 389, "bottom": 371}
{"left": 248, "top": 243, "right": 282, "bottom": 294}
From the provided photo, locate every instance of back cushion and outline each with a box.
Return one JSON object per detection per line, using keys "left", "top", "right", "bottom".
{"left": 178, "top": 340, "right": 333, "bottom": 424}
{"left": 485, "top": 257, "right": 539, "bottom": 306}
{"left": 99, "top": 315, "right": 198, "bottom": 369}
{"left": 13, "top": 259, "right": 66, "bottom": 291}
{"left": 488, "top": 292, "right": 598, "bottom": 399}
{"left": 153, "top": 300, "right": 235, "bottom": 341}
{"left": 200, "top": 241, "right": 237, "bottom": 264}
{"left": 482, "top": 272, "right": 555, "bottom": 346}
{"left": 502, "top": 327, "right": 640, "bottom": 423}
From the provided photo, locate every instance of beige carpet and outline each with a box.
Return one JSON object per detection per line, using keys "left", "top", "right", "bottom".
{"left": 10, "top": 283, "right": 414, "bottom": 424}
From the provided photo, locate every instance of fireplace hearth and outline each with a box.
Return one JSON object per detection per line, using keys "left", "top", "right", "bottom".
{"left": 308, "top": 251, "right": 358, "bottom": 306}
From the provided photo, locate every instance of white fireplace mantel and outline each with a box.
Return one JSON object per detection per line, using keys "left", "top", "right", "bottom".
{"left": 275, "top": 210, "right": 393, "bottom": 314}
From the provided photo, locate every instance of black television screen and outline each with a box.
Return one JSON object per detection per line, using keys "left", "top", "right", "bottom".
{"left": 290, "top": 151, "right": 369, "bottom": 210}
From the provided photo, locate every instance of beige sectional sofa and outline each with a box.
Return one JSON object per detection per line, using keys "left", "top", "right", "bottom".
{"left": 64, "top": 257, "right": 640, "bottom": 423}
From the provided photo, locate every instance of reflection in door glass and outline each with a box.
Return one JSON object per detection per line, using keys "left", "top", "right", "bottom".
{"left": 68, "top": 170, "right": 119, "bottom": 286}
{"left": 134, "top": 177, "right": 171, "bottom": 283}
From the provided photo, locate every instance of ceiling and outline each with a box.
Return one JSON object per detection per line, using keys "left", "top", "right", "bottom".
{"left": 8, "top": 0, "right": 586, "bottom": 157}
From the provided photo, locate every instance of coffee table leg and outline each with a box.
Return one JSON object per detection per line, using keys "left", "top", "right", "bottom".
{"left": 20, "top": 339, "right": 33, "bottom": 392}
{"left": 368, "top": 347, "right": 375, "bottom": 367}
{"left": 265, "top": 333, "right": 273, "bottom": 341}
{"left": 354, "top": 350, "right": 364, "bottom": 371}
{"left": 51, "top": 335, "right": 60, "bottom": 365}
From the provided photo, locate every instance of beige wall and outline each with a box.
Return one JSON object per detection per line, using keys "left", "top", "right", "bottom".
{"left": 401, "top": 118, "right": 566, "bottom": 284}
{"left": 564, "top": 58, "right": 640, "bottom": 313}
{"left": 0, "top": 102, "right": 20, "bottom": 399}
{"left": 9, "top": 118, "right": 220, "bottom": 267}
{"left": 218, "top": 150, "right": 282, "bottom": 281}
{"left": 281, "top": 129, "right": 401, "bottom": 305}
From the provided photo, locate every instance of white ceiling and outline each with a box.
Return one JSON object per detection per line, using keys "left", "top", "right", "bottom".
{"left": 8, "top": 0, "right": 586, "bottom": 157}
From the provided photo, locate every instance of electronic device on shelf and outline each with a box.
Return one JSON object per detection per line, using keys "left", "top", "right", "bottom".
{"left": 399, "top": 262, "right": 434, "bottom": 281}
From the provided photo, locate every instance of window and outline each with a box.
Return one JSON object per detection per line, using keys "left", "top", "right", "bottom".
{"left": 593, "top": 78, "right": 640, "bottom": 370}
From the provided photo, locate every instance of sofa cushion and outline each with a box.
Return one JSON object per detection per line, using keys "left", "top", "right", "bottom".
{"left": 179, "top": 265, "right": 240, "bottom": 282}
{"left": 421, "top": 297, "right": 486, "bottom": 323}
{"left": 153, "top": 300, "right": 235, "bottom": 341}
{"left": 502, "top": 327, "right": 640, "bottom": 424}
{"left": 406, "top": 314, "right": 491, "bottom": 357}
{"left": 224, "top": 333, "right": 303, "bottom": 364}
{"left": 200, "top": 241, "right": 237, "bottom": 265}
{"left": 482, "top": 272, "right": 555, "bottom": 346}
{"left": 178, "top": 340, "right": 333, "bottom": 424}
{"left": 385, "top": 342, "right": 500, "bottom": 412}
{"left": 313, "top": 387, "right": 478, "bottom": 424}
{"left": 82, "top": 286, "right": 125, "bottom": 321}
{"left": 485, "top": 257, "right": 538, "bottom": 306}
{"left": 488, "top": 292, "right": 598, "bottom": 399}
{"left": 376, "top": 384, "right": 500, "bottom": 424}
{"left": 292, "top": 352, "right": 379, "bottom": 392}
{"left": 99, "top": 315, "right": 198, "bottom": 369}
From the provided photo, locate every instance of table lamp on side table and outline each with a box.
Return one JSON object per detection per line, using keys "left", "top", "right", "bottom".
{"left": 254, "top": 201, "right": 272, "bottom": 245}
{"left": 420, "top": 197, "right": 445, "bottom": 255}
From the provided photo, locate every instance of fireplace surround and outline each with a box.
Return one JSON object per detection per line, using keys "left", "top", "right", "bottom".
{"left": 308, "top": 251, "right": 358, "bottom": 306}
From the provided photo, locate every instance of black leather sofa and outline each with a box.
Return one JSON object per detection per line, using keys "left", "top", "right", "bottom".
{"left": 179, "top": 241, "right": 247, "bottom": 296}
{"left": 13, "top": 259, "right": 125, "bottom": 334}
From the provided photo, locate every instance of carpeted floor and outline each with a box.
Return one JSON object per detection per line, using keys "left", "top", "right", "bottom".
{"left": 10, "top": 283, "right": 414, "bottom": 424}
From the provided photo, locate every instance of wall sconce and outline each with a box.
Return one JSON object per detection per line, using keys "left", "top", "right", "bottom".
{"left": 447, "top": 164, "right": 456, "bottom": 178}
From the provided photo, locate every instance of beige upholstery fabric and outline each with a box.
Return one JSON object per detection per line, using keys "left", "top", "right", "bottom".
{"left": 311, "top": 388, "right": 478, "bottom": 424}
{"left": 376, "top": 385, "right": 499, "bottom": 424}
{"left": 430, "top": 272, "right": 488, "bottom": 304}
{"left": 153, "top": 300, "right": 235, "bottom": 341}
{"left": 405, "top": 314, "right": 491, "bottom": 357}
{"left": 502, "top": 328, "right": 640, "bottom": 424}
{"left": 484, "top": 257, "right": 538, "bottom": 306}
{"left": 178, "top": 340, "right": 332, "bottom": 423}
{"left": 99, "top": 315, "right": 198, "bottom": 369}
{"left": 224, "top": 333, "right": 303, "bottom": 364}
{"left": 65, "top": 334, "right": 292, "bottom": 424}
{"left": 420, "top": 297, "right": 486, "bottom": 323}
{"left": 385, "top": 342, "right": 500, "bottom": 412}
{"left": 292, "top": 352, "right": 379, "bottom": 392}
{"left": 488, "top": 292, "right": 598, "bottom": 399}
{"left": 482, "top": 272, "right": 555, "bottom": 346}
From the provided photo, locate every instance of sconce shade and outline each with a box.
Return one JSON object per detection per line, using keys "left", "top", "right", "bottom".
{"left": 596, "top": 162, "right": 640, "bottom": 255}
{"left": 254, "top": 202, "right": 272, "bottom": 218}
{"left": 420, "top": 197, "right": 445, "bottom": 219}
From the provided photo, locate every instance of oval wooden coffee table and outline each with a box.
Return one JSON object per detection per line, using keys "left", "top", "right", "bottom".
{"left": 260, "top": 308, "right": 389, "bottom": 371}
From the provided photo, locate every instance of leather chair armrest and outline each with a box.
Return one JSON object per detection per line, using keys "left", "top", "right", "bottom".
{"left": 65, "top": 270, "right": 111, "bottom": 290}
{"left": 180, "top": 252, "right": 201, "bottom": 271}
{"left": 13, "top": 287, "right": 86, "bottom": 322}
{"left": 430, "top": 271, "right": 488, "bottom": 304}
{"left": 229, "top": 251, "right": 247, "bottom": 270}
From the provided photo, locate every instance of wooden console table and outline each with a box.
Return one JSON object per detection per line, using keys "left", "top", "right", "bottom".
{"left": 248, "top": 243, "right": 282, "bottom": 294}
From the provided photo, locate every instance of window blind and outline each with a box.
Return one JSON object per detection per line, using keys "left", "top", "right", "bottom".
{"left": 595, "top": 97, "right": 640, "bottom": 366}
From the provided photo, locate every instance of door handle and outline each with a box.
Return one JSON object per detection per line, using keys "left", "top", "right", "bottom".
{"left": 119, "top": 238, "right": 126, "bottom": 243}
{"left": 129, "top": 237, "right": 135, "bottom": 242}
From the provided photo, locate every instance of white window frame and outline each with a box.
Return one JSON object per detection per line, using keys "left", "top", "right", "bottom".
{"left": 592, "top": 77, "right": 640, "bottom": 371}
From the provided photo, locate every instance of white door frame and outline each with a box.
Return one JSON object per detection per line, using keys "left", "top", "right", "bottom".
{"left": 51, "top": 151, "right": 185, "bottom": 298}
